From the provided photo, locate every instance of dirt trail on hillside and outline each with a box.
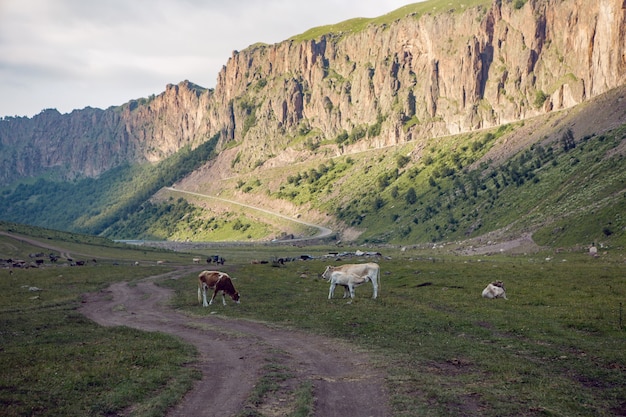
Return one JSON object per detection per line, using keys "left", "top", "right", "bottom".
{"left": 164, "top": 187, "right": 334, "bottom": 241}
{"left": 79, "top": 267, "right": 390, "bottom": 417}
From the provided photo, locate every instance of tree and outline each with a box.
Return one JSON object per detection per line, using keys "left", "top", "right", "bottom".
{"left": 373, "top": 197, "right": 385, "bottom": 210}
{"left": 561, "top": 128, "right": 576, "bottom": 151}
{"left": 396, "top": 154, "right": 410, "bottom": 169}
{"left": 405, "top": 187, "right": 417, "bottom": 205}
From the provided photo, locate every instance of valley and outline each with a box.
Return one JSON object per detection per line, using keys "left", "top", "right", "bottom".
{"left": 1, "top": 223, "right": 624, "bottom": 416}
{"left": 1, "top": 0, "right": 625, "bottom": 250}
{"left": 1, "top": 1, "right": 626, "bottom": 416}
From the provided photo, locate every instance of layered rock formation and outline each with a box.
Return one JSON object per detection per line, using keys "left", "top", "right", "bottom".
{"left": 218, "top": 0, "right": 625, "bottom": 158}
{"left": 0, "top": 81, "right": 212, "bottom": 184}
{"left": 1, "top": 0, "right": 624, "bottom": 185}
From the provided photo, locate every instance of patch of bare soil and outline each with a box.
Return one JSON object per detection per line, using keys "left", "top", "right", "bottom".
{"left": 455, "top": 232, "right": 541, "bottom": 255}
{"left": 79, "top": 267, "right": 391, "bottom": 417}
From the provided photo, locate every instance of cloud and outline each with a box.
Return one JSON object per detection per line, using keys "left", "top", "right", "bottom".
{"left": 0, "top": 0, "right": 416, "bottom": 117}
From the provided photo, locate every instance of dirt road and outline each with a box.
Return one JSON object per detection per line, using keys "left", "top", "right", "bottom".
{"left": 164, "top": 187, "right": 334, "bottom": 241}
{"left": 80, "top": 267, "right": 390, "bottom": 417}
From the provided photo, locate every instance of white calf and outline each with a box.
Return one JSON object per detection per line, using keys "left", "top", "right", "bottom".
{"left": 482, "top": 280, "right": 507, "bottom": 299}
{"left": 322, "top": 263, "right": 380, "bottom": 299}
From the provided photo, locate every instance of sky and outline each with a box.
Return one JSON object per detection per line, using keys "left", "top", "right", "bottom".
{"left": 0, "top": 0, "right": 418, "bottom": 118}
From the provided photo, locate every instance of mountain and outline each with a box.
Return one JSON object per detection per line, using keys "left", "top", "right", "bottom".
{"left": 0, "top": 81, "right": 212, "bottom": 184}
{"left": 0, "top": 0, "right": 625, "bottom": 248}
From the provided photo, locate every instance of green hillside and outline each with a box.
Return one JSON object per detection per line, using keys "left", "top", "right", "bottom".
{"left": 0, "top": 134, "right": 219, "bottom": 236}
{"left": 1, "top": 93, "right": 624, "bottom": 249}
{"left": 214, "top": 117, "right": 625, "bottom": 248}
{"left": 0, "top": 0, "right": 624, "bottom": 250}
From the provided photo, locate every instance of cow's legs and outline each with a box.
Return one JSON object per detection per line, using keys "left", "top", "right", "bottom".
{"left": 371, "top": 280, "right": 378, "bottom": 299}
{"left": 328, "top": 282, "right": 336, "bottom": 299}
{"left": 221, "top": 292, "right": 227, "bottom": 306}
{"left": 348, "top": 284, "right": 356, "bottom": 299}
{"left": 342, "top": 285, "right": 350, "bottom": 299}
{"left": 209, "top": 288, "right": 218, "bottom": 305}
{"left": 202, "top": 285, "right": 210, "bottom": 307}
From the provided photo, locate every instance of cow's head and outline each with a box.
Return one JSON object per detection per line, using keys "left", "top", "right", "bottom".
{"left": 232, "top": 291, "right": 241, "bottom": 303}
{"left": 492, "top": 280, "right": 505, "bottom": 291}
{"left": 321, "top": 266, "right": 335, "bottom": 280}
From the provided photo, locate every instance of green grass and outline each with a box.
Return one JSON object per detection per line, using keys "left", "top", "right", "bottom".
{"left": 0, "top": 233, "right": 200, "bottom": 417}
{"left": 236, "top": 347, "right": 313, "bottom": 417}
{"left": 230, "top": 119, "right": 626, "bottom": 248}
{"left": 236, "top": 350, "right": 298, "bottom": 417}
{"left": 163, "top": 248, "right": 626, "bottom": 416}
{"left": 2, "top": 224, "right": 626, "bottom": 416}
{"left": 290, "top": 0, "right": 492, "bottom": 42}
{"left": 0, "top": 266, "right": 201, "bottom": 417}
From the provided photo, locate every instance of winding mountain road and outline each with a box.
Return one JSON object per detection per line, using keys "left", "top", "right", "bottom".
{"left": 164, "top": 187, "right": 334, "bottom": 241}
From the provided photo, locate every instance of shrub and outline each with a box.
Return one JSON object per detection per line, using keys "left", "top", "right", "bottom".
{"left": 396, "top": 154, "right": 411, "bottom": 169}
{"left": 534, "top": 90, "right": 548, "bottom": 108}
{"left": 513, "top": 0, "right": 527, "bottom": 10}
{"left": 335, "top": 130, "right": 349, "bottom": 144}
{"left": 561, "top": 128, "right": 576, "bottom": 151}
{"left": 405, "top": 187, "right": 417, "bottom": 205}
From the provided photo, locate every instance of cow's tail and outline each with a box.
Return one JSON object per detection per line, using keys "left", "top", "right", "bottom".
{"left": 377, "top": 267, "right": 381, "bottom": 295}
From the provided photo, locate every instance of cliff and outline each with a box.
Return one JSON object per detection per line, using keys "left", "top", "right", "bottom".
{"left": 0, "top": 0, "right": 624, "bottom": 185}
{"left": 0, "top": 81, "right": 213, "bottom": 183}
{"left": 215, "top": 0, "right": 625, "bottom": 170}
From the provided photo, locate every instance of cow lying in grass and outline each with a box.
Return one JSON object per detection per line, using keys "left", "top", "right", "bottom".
{"left": 482, "top": 280, "right": 507, "bottom": 299}
{"left": 322, "top": 262, "right": 380, "bottom": 300}
{"left": 198, "top": 270, "right": 240, "bottom": 306}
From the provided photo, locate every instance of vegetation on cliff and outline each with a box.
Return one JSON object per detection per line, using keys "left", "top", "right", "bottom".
{"left": 0, "top": 0, "right": 625, "bottom": 250}
{"left": 0, "top": 135, "right": 219, "bottom": 236}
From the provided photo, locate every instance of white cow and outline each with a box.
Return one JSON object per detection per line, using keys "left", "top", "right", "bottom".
{"left": 482, "top": 280, "right": 507, "bottom": 299}
{"left": 322, "top": 263, "right": 380, "bottom": 300}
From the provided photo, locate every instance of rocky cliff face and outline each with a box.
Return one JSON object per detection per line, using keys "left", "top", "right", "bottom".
{"left": 216, "top": 0, "right": 625, "bottom": 169}
{"left": 1, "top": 0, "right": 624, "bottom": 185}
{"left": 0, "top": 81, "right": 213, "bottom": 184}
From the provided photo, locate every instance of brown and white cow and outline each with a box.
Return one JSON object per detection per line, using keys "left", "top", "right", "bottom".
{"left": 481, "top": 280, "right": 507, "bottom": 299}
{"left": 198, "top": 270, "right": 240, "bottom": 306}
{"left": 321, "top": 262, "right": 380, "bottom": 300}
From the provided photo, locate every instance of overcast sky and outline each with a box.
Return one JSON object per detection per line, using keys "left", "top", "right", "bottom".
{"left": 0, "top": 0, "right": 419, "bottom": 118}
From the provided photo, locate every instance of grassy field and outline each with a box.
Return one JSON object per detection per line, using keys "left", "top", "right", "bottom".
{"left": 0, "top": 231, "right": 201, "bottom": 417}
{"left": 1, "top": 228, "right": 625, "bottom": 416}
{"left": 164, "top": 246, "right": 626, "bottom": 417}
